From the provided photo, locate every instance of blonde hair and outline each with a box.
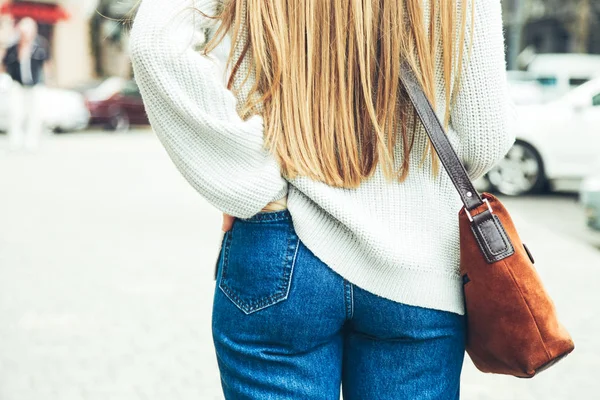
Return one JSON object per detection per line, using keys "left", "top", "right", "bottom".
{"left": 205, "top": 0, "right": 473, "bottom": 188}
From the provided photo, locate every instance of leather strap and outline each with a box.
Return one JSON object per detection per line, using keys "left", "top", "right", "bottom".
{"left": 399, "top": 63, "right": 484, "bottom": 211}
{"left": 400, "top": 64, "right": 515, "bottom": 264}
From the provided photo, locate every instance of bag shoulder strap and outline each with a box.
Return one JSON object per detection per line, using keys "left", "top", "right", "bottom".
{"left": 399, "top": 63, "right": 484, "bottom": 211}
{"left": 400, "top": 64, "right": 517, "bottom": 264}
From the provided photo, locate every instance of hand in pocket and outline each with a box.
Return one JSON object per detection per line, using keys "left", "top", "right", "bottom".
{"left": 222, "top": 213, "right": 235, "bottom": 232}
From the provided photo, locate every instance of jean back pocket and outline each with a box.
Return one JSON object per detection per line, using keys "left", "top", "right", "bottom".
{"left": 218, "top": 211, "right": 300, "bottom": 315}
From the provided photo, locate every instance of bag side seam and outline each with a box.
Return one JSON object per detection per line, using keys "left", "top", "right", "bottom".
{"left": 503, "top": 259, "right": 552, "bottom": 362}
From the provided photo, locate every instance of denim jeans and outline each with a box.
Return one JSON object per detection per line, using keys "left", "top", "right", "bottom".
{"left": 212, "top": 209, "right": 466, "bottom": 400}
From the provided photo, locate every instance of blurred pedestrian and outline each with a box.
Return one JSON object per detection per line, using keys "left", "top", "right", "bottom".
{"left": 130, "top": 0, "right": 516, "bottom": 399}
{"left": 1, "top": 17, "right": 50, "bottom": 151}
{"left": 0, "top": 14, "right": 14, "bottom": 62}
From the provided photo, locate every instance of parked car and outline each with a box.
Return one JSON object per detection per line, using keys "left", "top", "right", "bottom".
{"left": 507, "top": 71, "right": 545, "bottom": 105}
{"left": 581, "top": 161, "right": 600, "bottom": 231}
{"left": 485, "top": 76, "right": 600, "bottom": 196}
{"left": 85, "top": 78, "right": 149, "bottom": 131}
{"left": 0, "top": 73, "right": 89, "bottom": 133}
{"left": 526, "top": 53, "right": 600, "bottom": 102}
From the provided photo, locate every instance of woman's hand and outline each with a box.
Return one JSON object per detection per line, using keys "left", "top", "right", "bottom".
{"left": 222, "top": 214, "right": 235, "bottom": 232}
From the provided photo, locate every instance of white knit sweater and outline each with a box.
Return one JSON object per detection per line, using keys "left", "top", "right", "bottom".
{"left": 130, "top": 0, "right": 516, "bottom": 315}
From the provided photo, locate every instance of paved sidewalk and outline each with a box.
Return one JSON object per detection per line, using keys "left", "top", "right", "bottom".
{"left": 1, "top": 131, "right": 598, "bottom": 399}
{"left": 1, "top": 132, "right": 224, "bottom": 400}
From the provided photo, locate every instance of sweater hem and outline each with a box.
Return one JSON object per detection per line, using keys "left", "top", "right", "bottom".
{"left": 288, "top": 196, "right": 466, "bottom": 315}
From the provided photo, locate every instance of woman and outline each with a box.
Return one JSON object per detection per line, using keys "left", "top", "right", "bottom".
{"left": 2, "top": 17, "right": 50, "bottom": 151}
{"left": 130, "top": 0, "right": 515, "bottom": 398}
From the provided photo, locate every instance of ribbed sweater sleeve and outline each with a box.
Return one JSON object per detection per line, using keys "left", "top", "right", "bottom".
{"left": 448, "top": 0, "right": 517, "bottom": 181}
{"left": 129, "top": 0, "right": 288, "bottom": 218}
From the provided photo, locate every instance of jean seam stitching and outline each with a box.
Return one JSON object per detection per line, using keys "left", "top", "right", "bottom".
{"left": 343, "top": 280, "right": 352, "bottom": 320}
{"left": 350, "top": 283, "right": 354, "bottom": 320}
{"left": 239, "top": 210, "right": 291, "bottom": 223}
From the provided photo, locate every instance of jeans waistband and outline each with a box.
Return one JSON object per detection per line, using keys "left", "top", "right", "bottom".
{"left": 239, "top": 209, "right": 292, "bottom": 223}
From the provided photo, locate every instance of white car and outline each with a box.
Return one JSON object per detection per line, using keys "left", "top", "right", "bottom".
{"left": 580, "top": 159, "right": 600, "bottom": 231}
{"left": 526, "top": 54, "right": 600, "bottom": 102}
{"left": 486, "top": 76, "right": 600, "bottom": 196}
{"left": 0, "top": 73, "right": 90, "bottom": 133}
{"left": 507, "top": 70, "right": 545, "bottom": 105}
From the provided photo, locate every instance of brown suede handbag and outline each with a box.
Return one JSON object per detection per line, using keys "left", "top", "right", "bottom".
{"left": 400, "top": 65, "right": 575, "bottom": 378}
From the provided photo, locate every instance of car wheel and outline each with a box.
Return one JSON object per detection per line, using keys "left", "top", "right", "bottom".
{"left": 108, "top": 109, "right": 130, "bottom": 132}
{"left": 486, "top": 141, "right": 546, "bottom": 196}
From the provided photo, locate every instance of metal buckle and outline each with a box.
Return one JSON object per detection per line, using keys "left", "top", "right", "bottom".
{"left": 465, "top": 198, "right": 493, "bottom": 223}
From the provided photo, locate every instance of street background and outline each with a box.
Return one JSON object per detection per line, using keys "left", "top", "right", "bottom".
{"left": 2, "top": 0, "right": 600, "bottom": 399}
{"left": 1, "top": 130, "right": 600, "bottom": 399}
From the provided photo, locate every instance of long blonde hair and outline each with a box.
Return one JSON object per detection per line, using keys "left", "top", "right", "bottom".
{"left": 205, "top": 0, "right": 473, "bottom": 188}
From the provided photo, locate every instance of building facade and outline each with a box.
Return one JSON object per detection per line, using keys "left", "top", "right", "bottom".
{"left": 90, "top": 0, "right": 136, "bottom": 79}
{"left": 4, "top": 0, "right": 600, "bottom": 84}
{"left": 504, "top": 0, "right": 600, "bottom": 68}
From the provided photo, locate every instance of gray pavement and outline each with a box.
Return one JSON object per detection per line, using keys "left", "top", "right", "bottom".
{"left": 1, "top": 130, "right": 599, "bottom": 400}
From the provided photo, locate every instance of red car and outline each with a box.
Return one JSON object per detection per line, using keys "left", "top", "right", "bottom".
{"left": 85, "top": 78, "right": 149, "bottom": 131}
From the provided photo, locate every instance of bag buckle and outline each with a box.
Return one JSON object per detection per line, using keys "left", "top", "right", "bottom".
{"left": 465, "top": 198, "right": 493, "bottom": 223}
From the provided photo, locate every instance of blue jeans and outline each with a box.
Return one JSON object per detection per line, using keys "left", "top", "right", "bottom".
{"left": 212, "top": 209, "right": 466, "bottom": 400}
